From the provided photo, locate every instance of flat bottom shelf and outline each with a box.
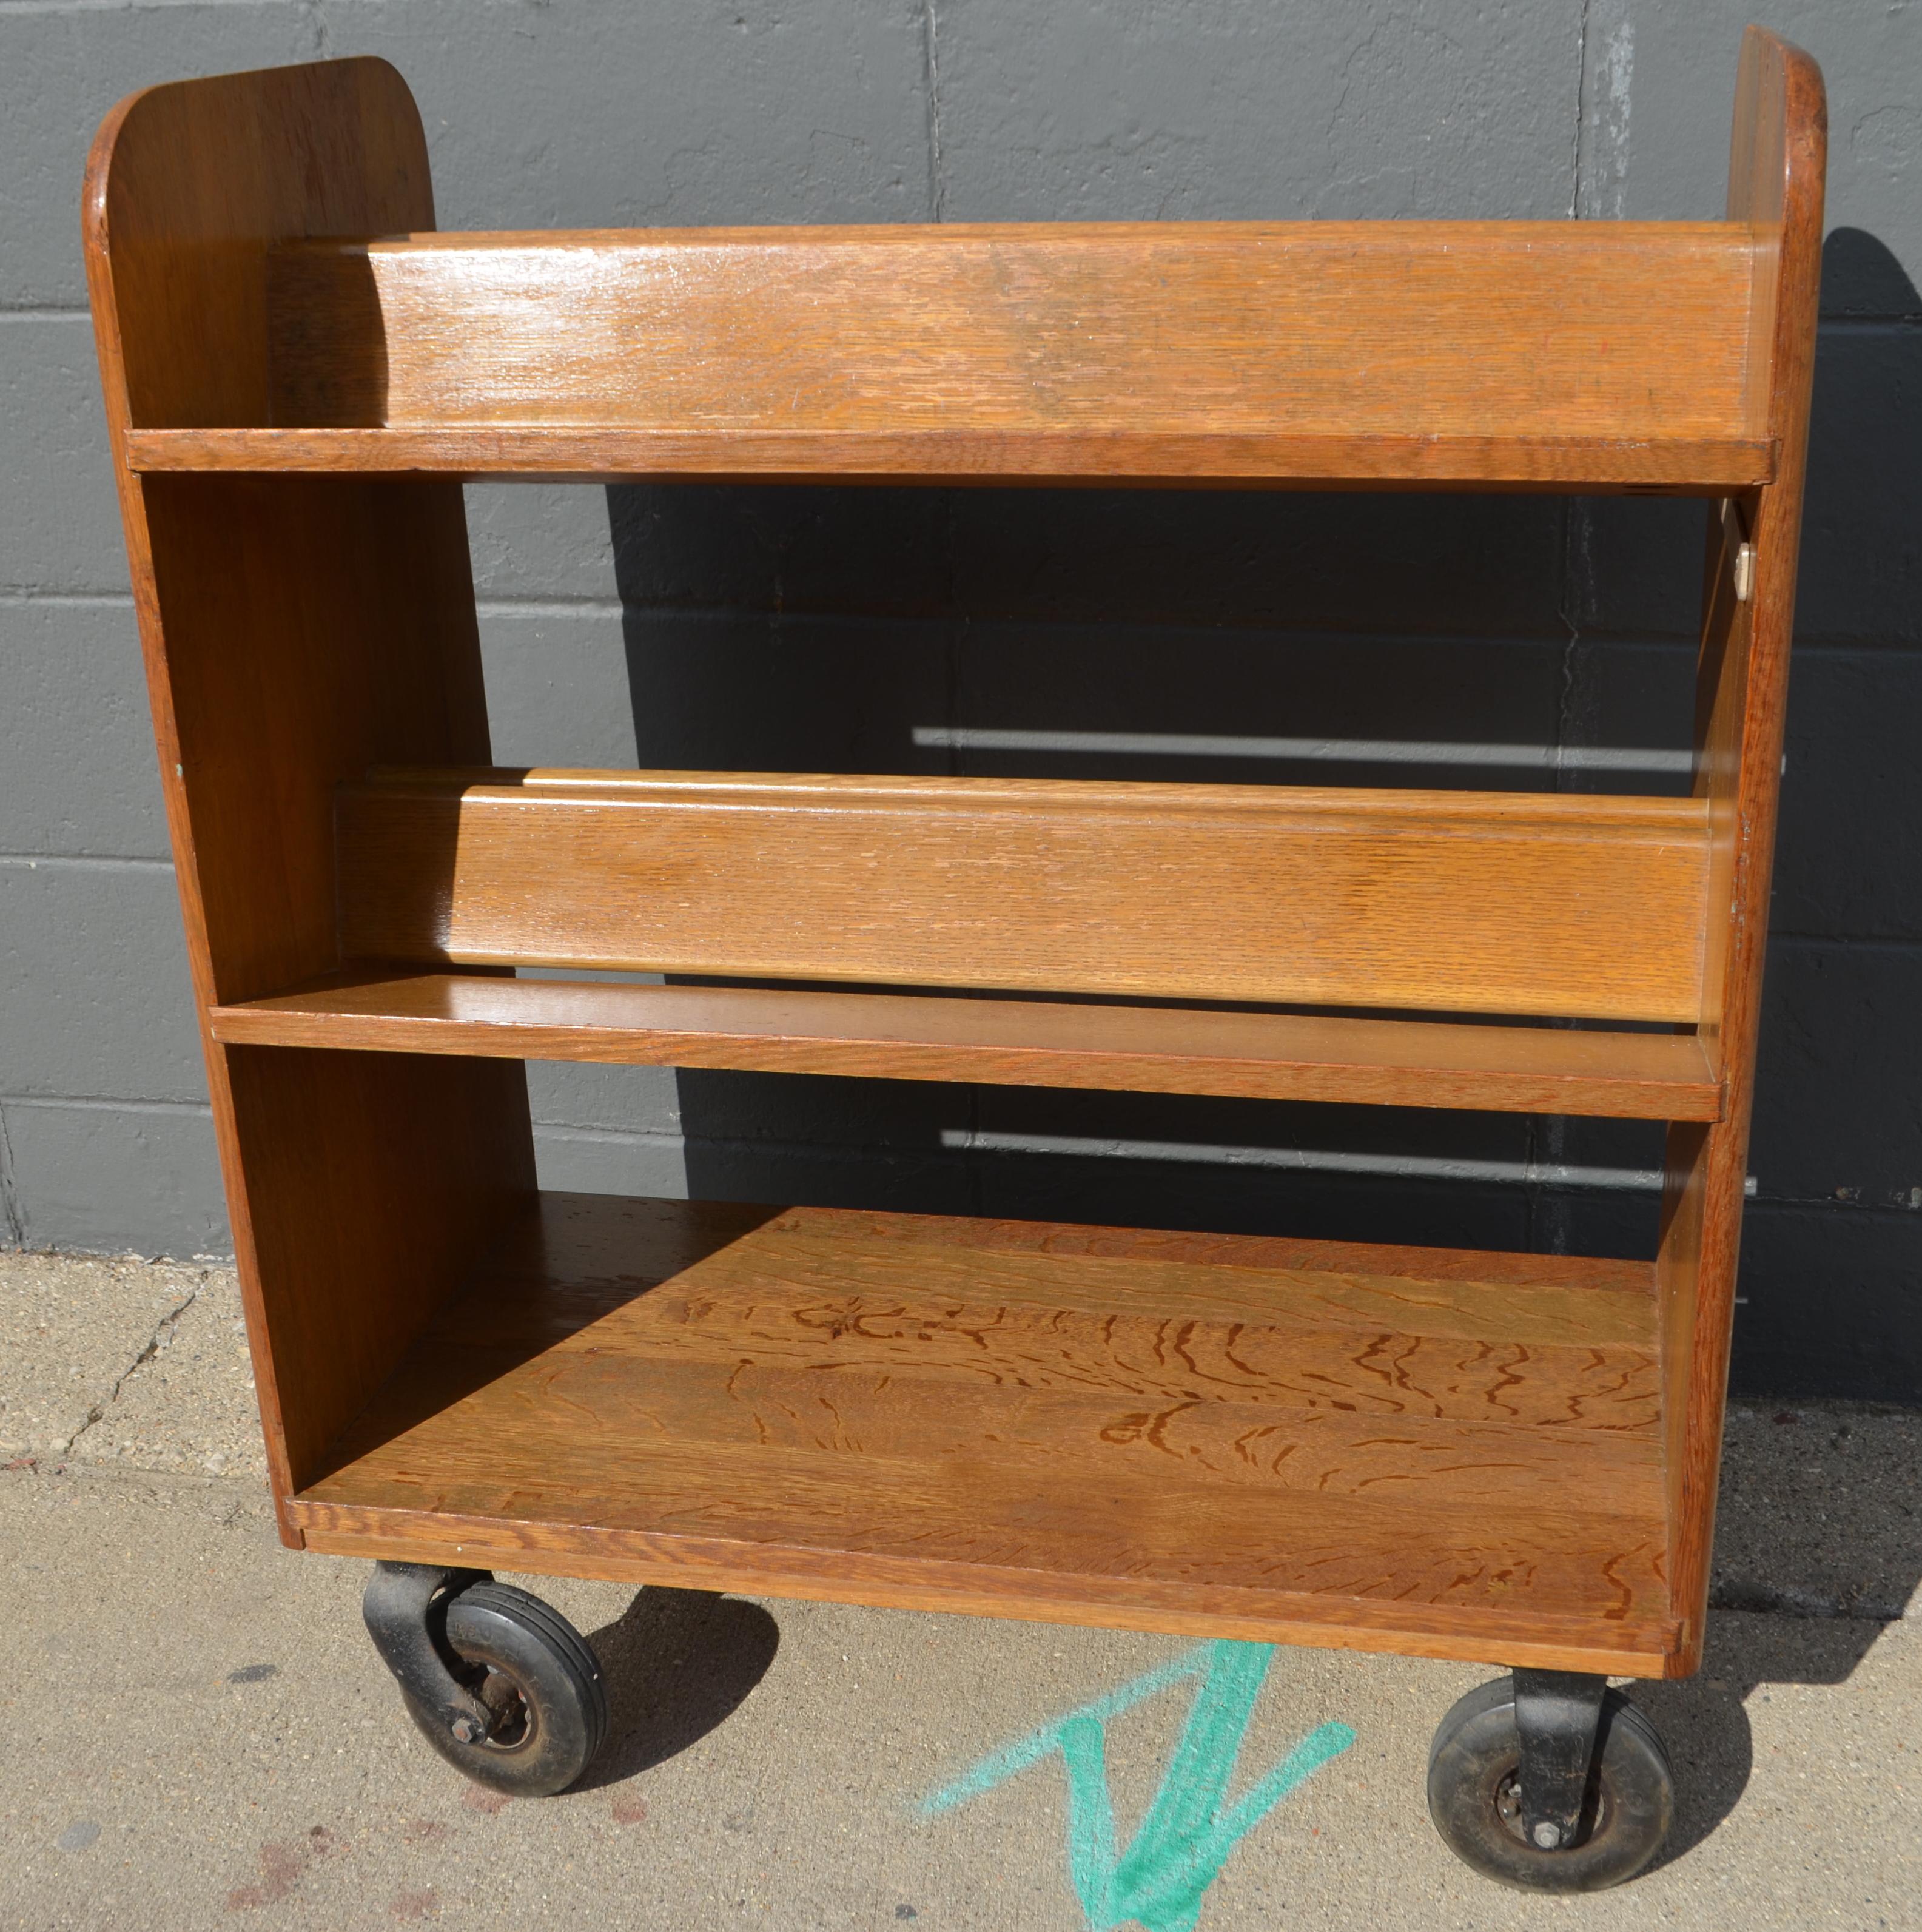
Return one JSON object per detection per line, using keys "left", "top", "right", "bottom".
{"left": 292, "top": 1192, "right": 1682, "bottom": 1676}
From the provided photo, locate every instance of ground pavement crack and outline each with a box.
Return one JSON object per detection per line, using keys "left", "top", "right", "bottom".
{"left": 56, "top": 1275, "right": 203, "bottom": 1458}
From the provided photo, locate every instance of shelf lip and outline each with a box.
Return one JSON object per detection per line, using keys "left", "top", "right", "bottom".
{"left": 293, "top": 215, "right": 1756, "bottom": 250}
{"left": 209, "top": 970, "right": 1724, "bottom": 1120}
{"left": 365, "top": 763, "right": 1715, "bottom": 828}
{"left": 124, "top": 426, "right": 1776, "bottom": 491}
{"left": 289, "top": 1496, "right": 1684, "bottom": 1677}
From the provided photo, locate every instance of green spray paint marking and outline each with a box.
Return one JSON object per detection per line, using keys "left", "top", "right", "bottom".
{"left": 920, "top": 1641, "right": 1354, "bottom": 1932}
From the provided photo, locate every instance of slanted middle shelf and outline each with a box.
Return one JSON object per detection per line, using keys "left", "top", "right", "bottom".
{"left": 207, "top": 761, "right": 1723, "bottom": 1119}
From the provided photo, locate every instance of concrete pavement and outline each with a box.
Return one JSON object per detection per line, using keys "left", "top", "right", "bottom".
{"left": 3, "top": 1249, "right": 1917, "bottom": 1931}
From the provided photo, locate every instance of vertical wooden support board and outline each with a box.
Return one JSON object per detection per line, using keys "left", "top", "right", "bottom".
{"left": 1658, "top": 29, "right": 1826, "bottom": 1668}
{"left": 84, "top": 60, "right": 537, "bottom": 1535}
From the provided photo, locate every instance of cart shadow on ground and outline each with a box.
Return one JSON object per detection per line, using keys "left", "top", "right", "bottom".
{"left": 1644, "top": 1384, "right": 1922, "bottom": 1866}
{"left": 551, "top": 1586, "right": 1917, "bottom": 1872}
{"left": 573, "top": 1586, "right": 781, "bottom": 1791}
{"left": 1633, "top": 1611, "right": 1891, "bottom": 1871}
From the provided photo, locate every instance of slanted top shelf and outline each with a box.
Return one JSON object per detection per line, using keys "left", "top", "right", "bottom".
{"left": 121, "top": 220, "right": 1778, "bottom": 491}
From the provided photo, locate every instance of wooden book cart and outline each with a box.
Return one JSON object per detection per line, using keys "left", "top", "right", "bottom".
{"left": 86, "top": 28, "right": 1823, "bottom": 1890}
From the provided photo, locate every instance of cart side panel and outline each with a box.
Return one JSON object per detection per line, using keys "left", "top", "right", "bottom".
{"left": 82, "top": 60, "right": 537, "bottom": 1534}
{"left": 1658, "top": 25, "right": 1826, "bottom": 1669}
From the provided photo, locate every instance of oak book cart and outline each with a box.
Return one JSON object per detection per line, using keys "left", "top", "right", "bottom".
{"left": 84, "top": 27, "right": 1822, "bottom": 1892}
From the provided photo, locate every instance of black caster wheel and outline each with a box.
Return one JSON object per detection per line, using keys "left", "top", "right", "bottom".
{"left": 363, "top": 1564, "right": 608, "bottom": 1797}
{"left": 1426, "top": 1675, "right": 1673, "bottom": 1893}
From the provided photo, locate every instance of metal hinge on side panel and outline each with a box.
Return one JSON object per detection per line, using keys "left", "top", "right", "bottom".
{"left": 1721, "top": 499, "right": 1755, "bottom": 601}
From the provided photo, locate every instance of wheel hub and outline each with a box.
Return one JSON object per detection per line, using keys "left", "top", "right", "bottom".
{"left": 1494, "top": 1768, "right": 1608, "bottom": 1851}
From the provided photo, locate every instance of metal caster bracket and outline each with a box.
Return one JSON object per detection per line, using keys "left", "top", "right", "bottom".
{"left": 1511, "top": 1669, "right": 1608, "bottom": 1852}
{"left": 362, "top": 1560, "right": 499, "bottom": 1745}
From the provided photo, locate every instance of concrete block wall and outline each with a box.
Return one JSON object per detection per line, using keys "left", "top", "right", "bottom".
{"left": 3, "top": 2, "right": 1918, "bottom": 1397}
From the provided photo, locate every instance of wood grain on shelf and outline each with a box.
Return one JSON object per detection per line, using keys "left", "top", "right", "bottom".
{"left": 1658, "top": 29, "right": 1826, "bottom": 1672}
{"left": 664, "top": 1204, "right": 1662, "bottom": 1347}
{"left": 263, "top": 221, "right": 1755, "bottom": 437}
{"left": 794, "top": 1206, "right": 1657, "bottom": 1293}
{"left": 83, "top": 56, "right": 540, "bottom": 1529}
{"left": 209, "top": 971, "right": 1723, "bottom": 1119}
{"left": 123, "top": 424, "right": 1775, "bottom": 491}
{"left": 336, "top": 769, "right": 1714, "bottom": 1024}
{"left": 296, "top": 1192, "right": 1679, "bottom": 1674}
{"left": 113, "top": 215, "right": 1775, "bottom": 486}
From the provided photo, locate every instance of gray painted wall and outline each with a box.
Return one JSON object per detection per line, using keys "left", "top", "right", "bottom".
{"left": 3, "top": 3, "right": 1918, "bottom": 1398}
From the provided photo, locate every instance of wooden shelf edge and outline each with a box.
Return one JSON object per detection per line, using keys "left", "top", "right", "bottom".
{"left": 209, "top": 972, "right": 1724, "bottom": 1120}
{"left": 289, "top": 1498, "right": 1684, "bottom": 1677}
{"left": 125, "top": 426, "right": 1776, "bottom": 492}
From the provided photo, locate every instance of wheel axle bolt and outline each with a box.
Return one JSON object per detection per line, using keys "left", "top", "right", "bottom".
{"left": 450, "top": 1717, "right": 479, "bottom": 1743}
{"left": 1531, "top": 1822, "right": 1563, "bottom": 1850}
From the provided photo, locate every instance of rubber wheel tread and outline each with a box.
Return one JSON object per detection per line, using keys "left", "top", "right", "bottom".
{"left": 1426, "top": 1677, "right": 1673, "bottom": 1893}
{"left": 451, "top": 1584, "right": 610, "bottom": 1765}
{"left": 400, "top": 1581, "right": 609, "bottom": 1797}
